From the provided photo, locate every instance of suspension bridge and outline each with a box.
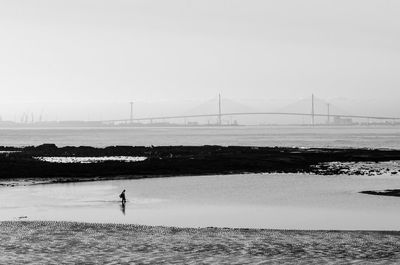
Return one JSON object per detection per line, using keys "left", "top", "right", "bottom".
{"left": 100, "top": 95, "right": 400, "bottom": 126}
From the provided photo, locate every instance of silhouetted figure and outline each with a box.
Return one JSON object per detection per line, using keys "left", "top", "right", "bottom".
{"left": 119, "top": 189, "right": 126, "bottom": 204}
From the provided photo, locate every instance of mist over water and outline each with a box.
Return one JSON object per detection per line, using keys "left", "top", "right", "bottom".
{"left": 2, "top": 2, "right": 400, "bottom": 263}
{"left": 0, "top": 126, "right": 399, "bottom": 148}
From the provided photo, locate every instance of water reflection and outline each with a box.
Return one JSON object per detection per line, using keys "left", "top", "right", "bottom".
{"left": 120, "top": 202, "right": 126, "bottom": 215}
{"left": 35, "top": 156, "right": 147, "bottom": 163}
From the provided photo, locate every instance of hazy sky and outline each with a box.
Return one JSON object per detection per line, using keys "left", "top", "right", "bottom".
{"left": 0, "top": 0, "right": 399, "bottom": 119}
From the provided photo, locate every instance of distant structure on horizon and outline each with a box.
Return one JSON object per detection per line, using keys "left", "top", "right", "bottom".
{"left": 0, "top": 95, "right": 399, "bottom": 127}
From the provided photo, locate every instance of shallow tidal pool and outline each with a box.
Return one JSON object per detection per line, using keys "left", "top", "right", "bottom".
{"left": 1, "top": 173, "right": 400, "bottom": 230}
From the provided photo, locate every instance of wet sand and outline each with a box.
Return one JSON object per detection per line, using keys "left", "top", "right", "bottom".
{"left": 1, "top": 221, "right": 400, "bottom": 264}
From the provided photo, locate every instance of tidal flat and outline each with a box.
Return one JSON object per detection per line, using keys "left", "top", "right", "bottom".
{"left": 1, "top": 221, "right": 400, "bottom": 264}
{"left": 1, "top": 144, "right": 400, "bottom": 185}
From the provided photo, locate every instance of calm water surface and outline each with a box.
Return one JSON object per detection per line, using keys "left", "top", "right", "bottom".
{"left": 1, "top": 174, "right": 400, "bottom": 230}
{"left": 1, "top": 126, "right": 400, "bottom": 229}
{"left": 0, "top": 126, "right": 399, "bottom": 148}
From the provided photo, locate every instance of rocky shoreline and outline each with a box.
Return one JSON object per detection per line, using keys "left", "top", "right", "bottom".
{"left": 1, "top": 144, "right": 400, "bottom": 185}
{"left": 360, "top": 189, "right": 400, "bottom": 197}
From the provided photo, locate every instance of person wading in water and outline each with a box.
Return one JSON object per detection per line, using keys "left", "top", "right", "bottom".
{"left": 119, "top": 189, "right": 126, "bottom": 204}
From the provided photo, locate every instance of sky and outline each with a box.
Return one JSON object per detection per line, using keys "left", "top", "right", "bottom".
{"left": 0, "top": 0, "right": 399, "bottom": 120}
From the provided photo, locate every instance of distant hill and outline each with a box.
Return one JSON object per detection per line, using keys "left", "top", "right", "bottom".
{"left": 184, "top": 96, "right": 259, "bottom": 115}
{"left": 276, "top": 96, "right": 350, "bottom": 116}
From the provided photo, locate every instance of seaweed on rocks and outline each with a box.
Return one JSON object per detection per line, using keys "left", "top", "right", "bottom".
{"left": 1, "top": 144, "right": 400, "bottom": 182}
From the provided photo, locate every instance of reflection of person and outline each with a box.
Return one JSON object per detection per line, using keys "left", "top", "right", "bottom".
{"left": 119, "top": 189, "right": 126, "bottom": 204}
{"left": 120, "top": 203, "right": 126, "bottom": 215}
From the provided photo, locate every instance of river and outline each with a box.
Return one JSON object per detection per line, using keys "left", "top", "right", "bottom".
{"left": 0, "top": 125, "right": 399, "bottom": 148}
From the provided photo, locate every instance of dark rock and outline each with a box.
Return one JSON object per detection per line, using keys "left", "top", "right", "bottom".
{"left": 0, "top": 145, "right": 400, "bottom": 181}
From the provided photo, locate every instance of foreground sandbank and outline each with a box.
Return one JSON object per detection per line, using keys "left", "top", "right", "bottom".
{"left": 1, "top": 221, "right": 400, "bottom": 264}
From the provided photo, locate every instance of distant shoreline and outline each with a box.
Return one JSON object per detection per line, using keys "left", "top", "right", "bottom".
{"left": 1, "top": 122, "right": 399, "bottom": 128}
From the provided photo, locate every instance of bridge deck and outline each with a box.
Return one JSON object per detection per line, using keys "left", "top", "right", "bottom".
{"left": 100, "top": 112, "right": 400, "bottom": 123}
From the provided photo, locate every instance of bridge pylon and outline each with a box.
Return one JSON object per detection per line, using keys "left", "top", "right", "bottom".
{"left": 218, "top": 94, "right": 222, "bottom": 126}
{"left": 311, "top": 94, "right": 315, "bottom": 126}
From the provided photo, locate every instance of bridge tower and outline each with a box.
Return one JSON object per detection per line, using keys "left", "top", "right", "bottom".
{"left": 218, "top": 94, "right": 222, "bottom": 126}
{"left": 327, "top": 103, "right": 330, "bottom": 124}
{"left": 130, "top": 101, "right": 133, "bottom": 123}
{"left": 311, "top": 94, "right": 315, "bottom": 126}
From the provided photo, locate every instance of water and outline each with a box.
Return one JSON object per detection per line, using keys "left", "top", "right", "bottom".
{"left": 0, "top": 125, "right": 399, "bottom": 148}
{"left": 1, "top": 126, "right": 400, "bottom": 230}
{"left": 1, "top": 173, "right": 400, "bottom": 230}
{"left": 34, "top": 156, "right": 147, "bottom": 163}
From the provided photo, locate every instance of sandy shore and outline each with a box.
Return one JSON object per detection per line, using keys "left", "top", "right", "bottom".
{"left": 1, "top": 221, "right": 400, "bottom": 264}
